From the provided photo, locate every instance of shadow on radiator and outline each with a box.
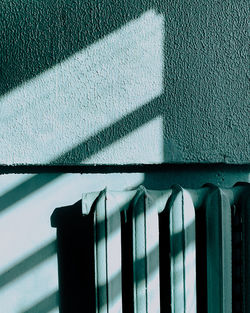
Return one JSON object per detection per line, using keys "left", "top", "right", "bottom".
{"left": 51, "top": 194, "right": 199, "bottom": 313}
{"left": 51, "top": 200, "right": 95, "bottom": 313}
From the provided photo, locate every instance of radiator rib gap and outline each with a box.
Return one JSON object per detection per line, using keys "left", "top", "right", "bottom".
{"left": 240, "top": 187, "right": 250, "bottom": 313}
{"left": 159, "top": 202, "right": 171, "bottom": 313}
{"left": 195, "top": 202, "right": 207, "bottom": 313}
{"left": 121, "top": 202, "right": 134, "bottom": 313}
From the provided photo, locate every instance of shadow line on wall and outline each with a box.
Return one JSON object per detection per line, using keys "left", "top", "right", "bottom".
{"left": 0, "top": 96, "right": 163, "bottom": 313}
{"left": 0, "top": 240, "right": 56, "bottom": 289}
{"left": 0, "top": 95, "right": 163, "bottom": 214}
{"left": 0, "top": 0, "right": 156, "bottom": 96}
{"left": 20, "top": 290, "right": 59, "bottom": 313}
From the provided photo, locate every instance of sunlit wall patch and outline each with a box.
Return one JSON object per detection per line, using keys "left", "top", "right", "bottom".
{"left": 85, "top": 115, "right": 165, "bottom": 164}
{"left": 0, "top": 10, "right": 164, "bottom": 165}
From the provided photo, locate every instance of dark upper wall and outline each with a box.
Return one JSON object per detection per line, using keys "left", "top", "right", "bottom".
{"left": 0, "top": 0, "right": 249, "bottom": 165}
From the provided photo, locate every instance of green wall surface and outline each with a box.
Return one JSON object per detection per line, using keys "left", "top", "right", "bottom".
{"left": 0, "top": 0, "right": 249, "bottom": 165}
{"left": 0, "top": 2, "right": 249, "bottom": 310}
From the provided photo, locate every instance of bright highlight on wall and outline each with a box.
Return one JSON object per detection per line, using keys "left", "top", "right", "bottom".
{"left": 0, "top": 10, "right": 164, "bottom": 165}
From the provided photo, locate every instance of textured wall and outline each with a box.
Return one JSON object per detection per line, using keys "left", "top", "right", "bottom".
{"left": 0, "top": 0, "right": 249, "bottom": 165}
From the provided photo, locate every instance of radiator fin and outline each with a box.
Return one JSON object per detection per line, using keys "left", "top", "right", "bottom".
{"left": 77, "top": 184, "right": 250, "bottom": 313}
{"left": 205, "top": 186, "right": 232, "bottom": 313}
{"left": 169, "top": 186, "right": 197, "bottom": 313}
{"left": 106, "top": 192, "right": 123, "bottom": 313}
{"left": 145, "top": 189, "right": 161, "bottom": 313}
{"left": 93, "top": 190, "right": 136, "bottom": 313}
{"left": 132, "top": 188, "right": 163, "bottom": 313}
{"left": 94, "top": 191, "right": 108, "bottom": 313}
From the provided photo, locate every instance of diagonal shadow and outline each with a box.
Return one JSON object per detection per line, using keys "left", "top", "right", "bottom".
{"left": 0, "top": 45, "right": 165, "bottom": 309}
{"left": 0, "top": 0, "right": 155, "bottom": 96}
{"left": 0, "top": 95, "right": 164, "bottom": 214}
{"left": 52, "top": 195, "right": 197, "bottom": 313}
{"left": 92, "top": 203, "right": 197, "bottom": 313}
{"left": 0, "top": 1, "right": 229, "bottom": 311}
{"left": 56, "top": 188, "right": 195, "bottom": 258}
{"left": 0, "top": 174, "right": 62, "bottom": 213}
{"left": 53, "top": 96, "right": 164, "bottom": 165}
{"left": 0, "top": 240, "right": 56, "bottom": 289}
{"left": 20, "top": 290, "right": 59, "bottom": 313}
{"left": 97, "top": 244, "right": 160, "bottom": 311}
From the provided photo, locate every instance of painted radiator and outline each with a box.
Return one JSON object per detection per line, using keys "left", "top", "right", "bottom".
{"left": 81, "top": 183, "right": 249, "bottom": 313}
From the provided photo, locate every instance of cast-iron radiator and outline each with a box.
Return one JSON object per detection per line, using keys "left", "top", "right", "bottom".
{"left": 52, "top": 183, "right": 249, "bottom": 313}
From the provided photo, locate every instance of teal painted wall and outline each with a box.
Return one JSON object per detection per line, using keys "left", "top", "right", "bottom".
{"left": 0, "top": 1, "right": 249, "bottom": 311}
{"left": 0, "top": 1, "right": 249, "bottom": 164}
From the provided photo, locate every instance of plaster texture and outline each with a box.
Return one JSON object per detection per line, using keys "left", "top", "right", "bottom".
{"left": 0, "top": 1, "right": 249, "bottom": 165}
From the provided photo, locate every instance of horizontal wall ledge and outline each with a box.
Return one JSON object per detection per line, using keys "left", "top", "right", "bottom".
{"left": 0, "top": 163, "right": 249, "bottom": 174}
